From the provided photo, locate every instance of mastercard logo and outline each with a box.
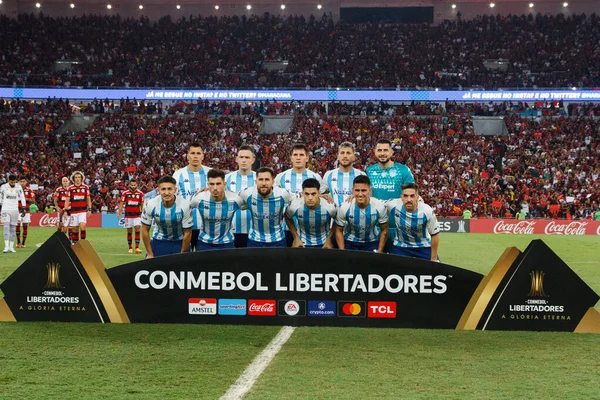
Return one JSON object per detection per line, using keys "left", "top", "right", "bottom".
{"left": 338, "top": 301, "right": 366, "bottom": 317}
{"left": 342, "top": 303, "right": 362, "bottom": 315}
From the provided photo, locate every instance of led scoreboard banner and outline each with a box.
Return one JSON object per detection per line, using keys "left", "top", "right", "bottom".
{"left": 3, "top": 87, "right": 600, "bottom": 102}
{"left": 0, "top": 232, "right": 598, "bottom": 332}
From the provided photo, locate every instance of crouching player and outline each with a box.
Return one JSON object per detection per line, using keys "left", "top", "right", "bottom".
{"left": 386, "top": 183, "right": 440, "bottom": 261}
{"left": 141, "top": 176, "right": 193, "bottom": 258}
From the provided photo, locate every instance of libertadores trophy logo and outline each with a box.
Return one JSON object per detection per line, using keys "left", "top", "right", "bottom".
{"left": 528, "top": 270, "right": 546, "bottom": 298}
{"left": 44, "top": 263, "right": 63, "bottom": 290}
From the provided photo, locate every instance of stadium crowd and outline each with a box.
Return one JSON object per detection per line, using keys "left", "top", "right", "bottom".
{"left": 1, "top": 13, "right": 600, "bottom": 89}
{"left": 1, "top": 98, "right": 599, "bottom": 220}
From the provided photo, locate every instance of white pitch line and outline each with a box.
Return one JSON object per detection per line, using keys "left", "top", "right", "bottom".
{"left": 221, "top": 326, "right": 296, "bottom": 400}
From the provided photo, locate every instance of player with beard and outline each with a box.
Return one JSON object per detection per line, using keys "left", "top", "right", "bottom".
{"left": 324, "top": 142, "right": 366, "bottom": 207}
{"left": 64, "top": 171, "right": 92, "bottom": 245}
{"left": 386, "top": 183, "right": 440, "bottom": 261}
{"left": 240, "top": 167, "right": 295, "bottom": 248}
{"left": 0, "top": 175, "right": 26, "bottom": 253}
{"left": 366, "top": 139, "right": 414, "bottom": 252}
{"left": 118, "top": 179, "right": 145, "bottom": 254}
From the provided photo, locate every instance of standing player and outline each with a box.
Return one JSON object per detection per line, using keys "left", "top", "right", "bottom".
{"left": 63, "top": 171, "right": 92, "bottom": 245}
{"left": 324, "top": 142, "right": 366, "bottom": 206}
{"left": 240, "top": 167, "right": 295, "bottom": 248}
{"left": 53, "top": 177, "right": 70, "bottom": 233}
{"left": 386, "top": 183, "right": 440, "bottom": 261}
{"left": 1, "top": 175, "right": 26, "bottom": 253}
{"left": 225, "top": 145, "right": 256, "bottom": 248}
{"left": 172, "top": 142, "right": 211, "bottom": 251}
{"left": 335, "top": 175, "right": 388, "bottom": 252}
{"left": 117, "top": 179, "right": 145, "bottom": 254}
{"left": 285, "top": 178, "right": 337, "bottom": 248}
{"left": 141, "top": 176, "right": 193, "bottom": 258}
{"left": 275, "top": 143, "right": 328, "bottom": 245}
{"left": 190, "top": 169, "right": 246, "bottom": 251}
{"left": 366, "top": 139, "right": 414, "bottom": 252}
{"left": 15, "top": 177, "right": 36, "bottom": 248}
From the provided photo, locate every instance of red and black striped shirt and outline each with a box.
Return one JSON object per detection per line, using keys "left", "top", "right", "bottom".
{"left": 120, "top": 190, "right": 144, "bottom": 218}
{"left": 53, "top": 186, "right": 69, "bottom": 209}
{"left": 67, "top": 184, "right": 90, "bottom": 214}
{"left": 23, "top": 187, "right": 36, "bottom": 213}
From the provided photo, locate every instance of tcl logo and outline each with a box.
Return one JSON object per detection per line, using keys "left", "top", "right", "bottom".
{"left": 367, "top": 302, "right": 397, "bottom": 318}
{"left": 248, "top": 300, "right": 276, "bottom": 316}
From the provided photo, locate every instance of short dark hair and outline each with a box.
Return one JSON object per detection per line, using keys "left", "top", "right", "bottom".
{"left": 302, "top": 178, "right": 320, "bottom": 191}
{"left": 158, "top": 176, "right": 177, "bottom": 186}
{"left": 128, "top": 178, "right": 138, "bottom": 184}
{"left": 353, "top": 175, "right": 371, "bottom": 186}
{"left": 256, "top": 167, "right": 274, "bottom": 178}
{"left": 207, "top": 169, "right": 226, "bottom": 180}
{"left": 238, "top": 145, "right": 255, "bottom": 156}
{"left": 290, "top": 143, "right": 308, "bottom": 155}
{"left": 8, "top": 174, "right": 17, "bottom": 181}
{"left": 19, "top": 176, "right": 28, "bottom": 181}
{"left": 188, "top": 143, "right": 203, "bottom": 151}
{"left": 376, "top": 139, "right": 393, "bottom": 147}
{"left": 402, "top": 183, "right": 419, "bottom": 193}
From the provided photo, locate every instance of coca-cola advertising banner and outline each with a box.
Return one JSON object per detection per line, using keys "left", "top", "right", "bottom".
{"left": 471, "top": 219, "right": 600, "bottom": 235}
{"left": 0, "top": 213, "right": 103, "bottom": 228}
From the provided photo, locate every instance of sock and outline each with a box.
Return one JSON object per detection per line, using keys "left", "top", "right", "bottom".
{"left": 135, "top": 231, "right": 140, "bottom": 248}
{"left": 22, "top": 225, "right": 28, "bottom": 245}
{"left": 80, "top": 230, "right": 86, "bottom": 240}
{"left": 127, "top": 232, "right": 133, "bottom": 248}
{"left": 3, "top": 225, "right": 9, "bottom": 242}
{"left": 4, "top": 240, "right": 7, "bottom": 249}
{"left": 16, "top": 224, "right": 21, "bottom": 244}
{"left": 9, "top": 225, "right": 16, "bottom": 249}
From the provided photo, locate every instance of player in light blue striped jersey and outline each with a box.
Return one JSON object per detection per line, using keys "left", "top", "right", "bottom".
{"left": 190, "top": 169, "right": 247, "bottom": 251}
{"left": 323, "top": 142, "right": 366, "bottom": 206}
{"left": 386, "top": 183, "right": 440, "bottom": 261}
{"left": 335, "top": 175, "right": 388, "bottom": 253}
{"left": 141, "top": 176, "right": 193, "bottom": 258}
{"left": 172, "top": 142, "right": 211, "bottom": 251}
{"left": 285, "top": 178, "right": 337, "bottom": 248}
{"left": 275, "top": 143, "right": 329, "bottom": 246}
{"left": 225, "top": 145, "right": 256, "bottom": 248}
{"left": 240, "top": 167, "right": 295, "bottom": 248}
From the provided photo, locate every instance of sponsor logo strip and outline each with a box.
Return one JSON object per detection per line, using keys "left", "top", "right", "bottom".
{"left": 248, "top": 299, "right": 276, "bottom": 316}
{"left": 189, "top": 298, "right": 217, "bottom": 315}
{"left": 367, "top": 301, "right": 397, "bottom": 318}
{"left": 337, "top": 301, "right": 366, "bottom": 318}
{"left": 307, "top": 301, "right": 336, "bottom": 317}
{"left": 217, "top": 299, "right": 247, "bottom": 316}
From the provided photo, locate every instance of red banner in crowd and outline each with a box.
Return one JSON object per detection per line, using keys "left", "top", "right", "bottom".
{"left": 23, "top": 213, "right": 103, "bottom": 228}
{"left": 471, "top": 219, "right": 600, "bottom": 235}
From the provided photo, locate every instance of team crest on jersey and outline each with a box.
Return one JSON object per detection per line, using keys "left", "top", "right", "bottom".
{"left": 390, "top": 169, "right": 397, "bottom": 177}
{"left": 382, "top": 171, "right": 388, "bottom": 178}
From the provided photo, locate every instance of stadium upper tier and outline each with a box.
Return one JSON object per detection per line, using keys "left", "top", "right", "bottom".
{"left": 1, "top": 13, "right": 599, "bottom": 90}
{"left": 0, "top": 98, "right": 598, "bottom": 220}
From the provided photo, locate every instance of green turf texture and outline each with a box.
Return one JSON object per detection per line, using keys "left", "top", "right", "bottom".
{"left": 0, "top": 228, "right": 598, "bottom": 399}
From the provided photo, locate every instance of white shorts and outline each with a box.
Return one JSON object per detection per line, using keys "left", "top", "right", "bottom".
{"left": 1, "top": 210, "right": 19, "bottom": 226}
{"left": 124, "top": 217, "right": 142, "bottom": 228}
{"left": 17, "top": 213, "right": 31, "bottom": 224}
{"left": 69, "top": 213, "right": 87, "bottom": 227}
{"left": 58, "top": 212, "right": 71, "bottom": 226}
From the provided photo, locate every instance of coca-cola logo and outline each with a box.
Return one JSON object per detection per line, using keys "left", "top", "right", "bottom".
{"left": 38, "top": 214, "right": 59, "bottom": 227}
{"left": 248, "top": 300, "right": 276, "bottom": 316}
{"left": 544, "top": 221, "right": 588, "bottom": 235}
{"left": 493, "top": 220, "right": 536, "bottom": 234}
